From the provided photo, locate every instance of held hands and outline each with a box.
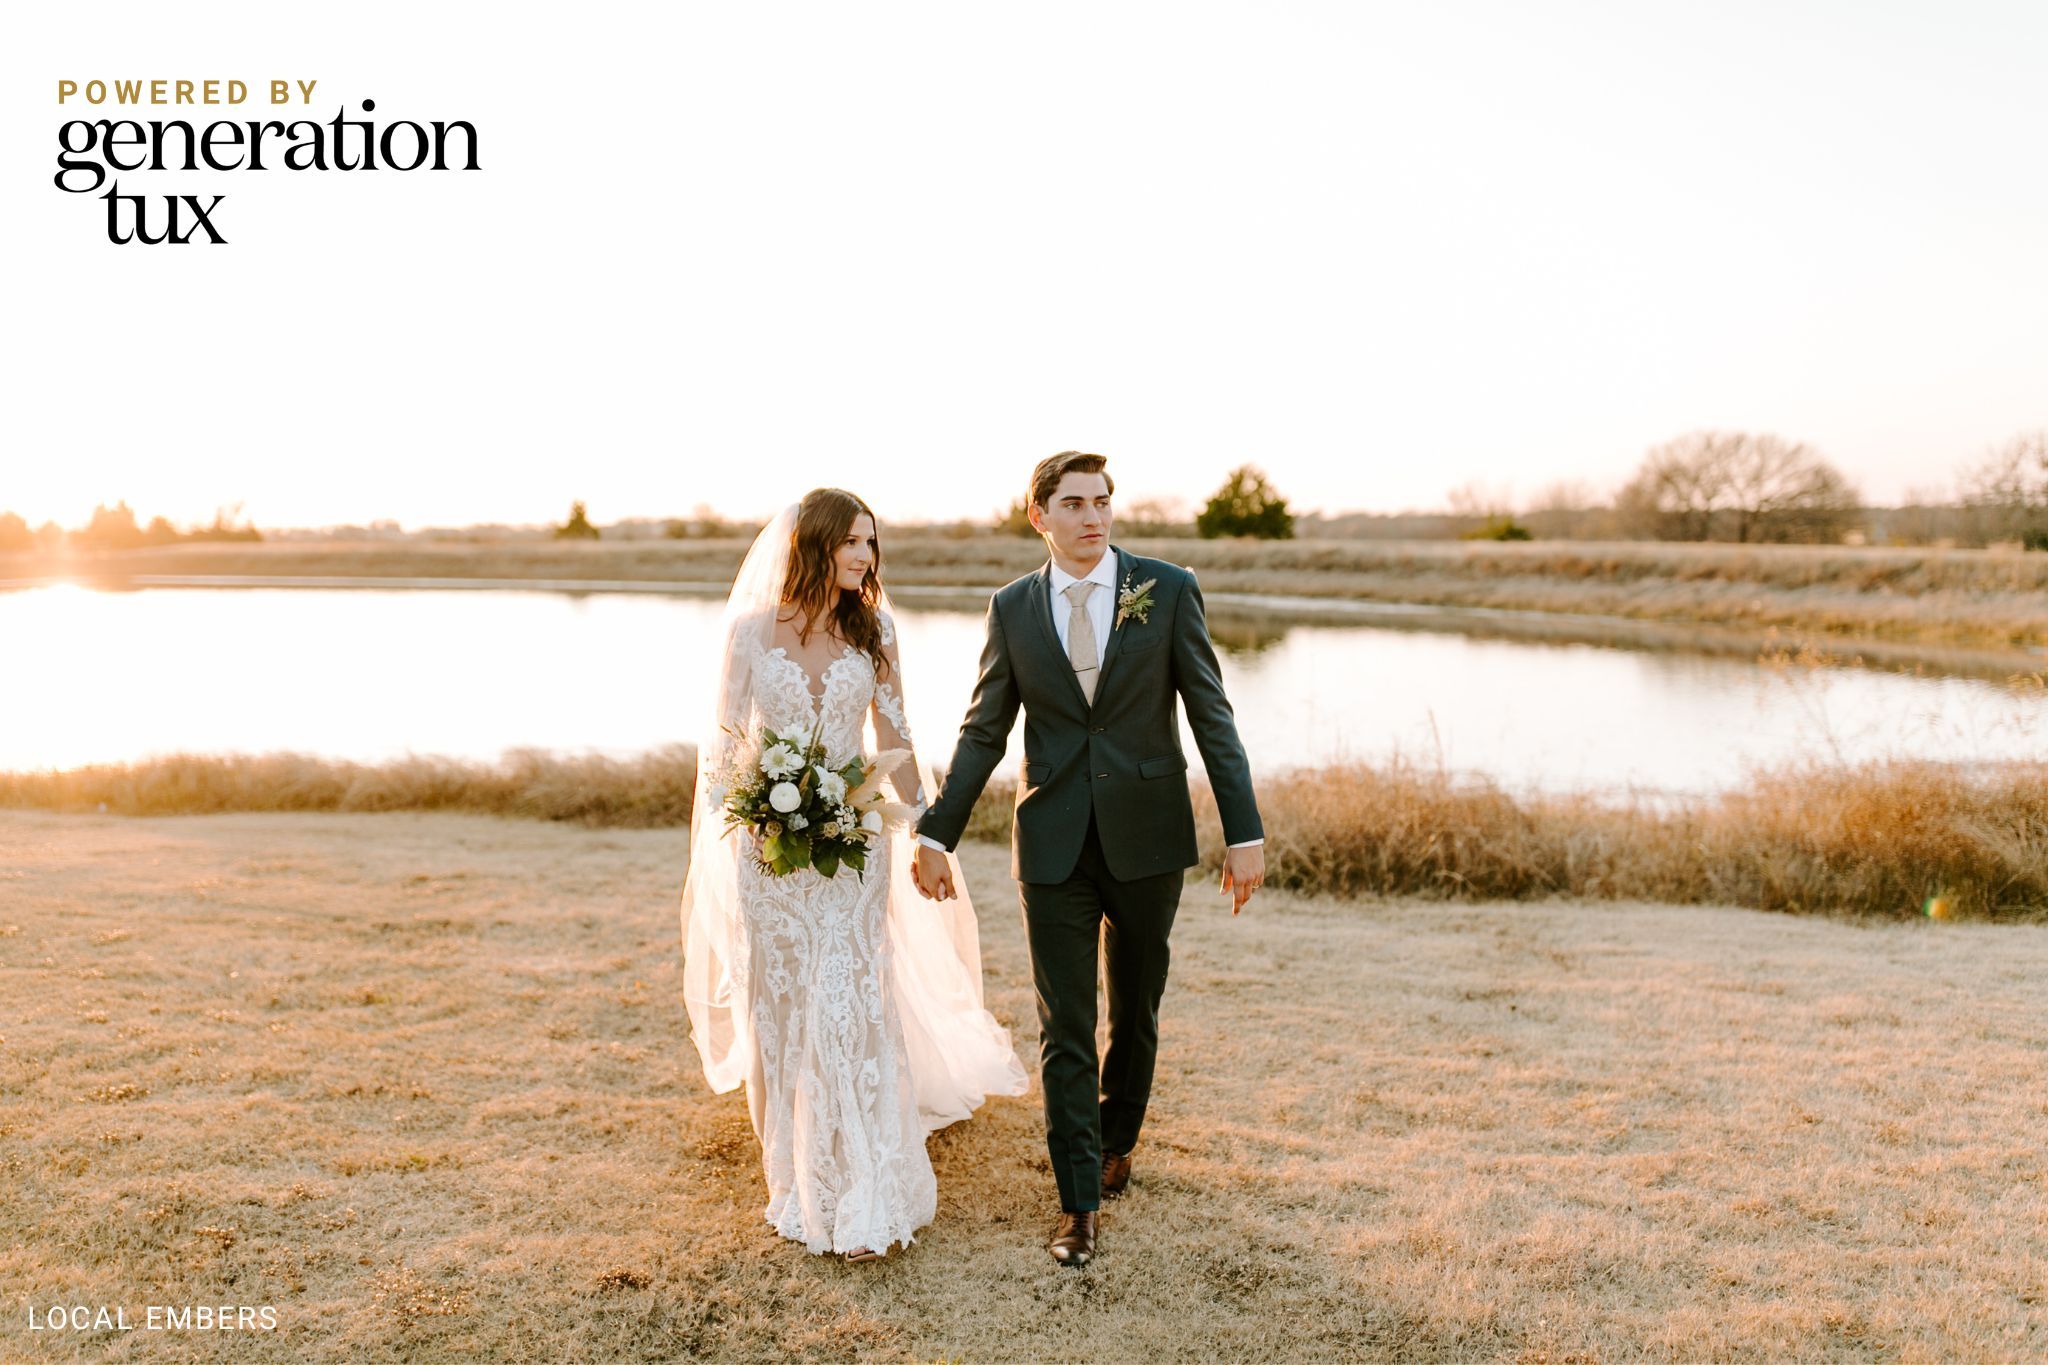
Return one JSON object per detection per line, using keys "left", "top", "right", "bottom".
{"left": 912, "top": 843, "right": 957, "bottom": 901}
{"left": 1220, "top": 844, "right": 1264, "bottom": 916}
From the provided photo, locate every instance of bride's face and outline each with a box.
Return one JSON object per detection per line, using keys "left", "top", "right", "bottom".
{"left": 834, "top": 514, "right": 876, "bottom": 593}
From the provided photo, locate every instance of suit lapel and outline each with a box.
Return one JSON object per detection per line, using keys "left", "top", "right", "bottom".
{"left": 1030, "top": 559, "right": 1092, "bottom": 714}
{"left": 1092, "top": 547, "right": 1131, "bottom": 702}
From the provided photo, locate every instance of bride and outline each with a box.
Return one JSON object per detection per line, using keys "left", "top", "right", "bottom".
{"left": 680, "top": 488, "right": 1028, "bottom": 1262}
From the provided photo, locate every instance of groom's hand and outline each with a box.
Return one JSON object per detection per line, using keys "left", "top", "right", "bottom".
{"left": 914, "top": 843, "right": 957, "bottom": 901}
{"left": 1220, "top": 845, "right": 1264, "bottom": 916}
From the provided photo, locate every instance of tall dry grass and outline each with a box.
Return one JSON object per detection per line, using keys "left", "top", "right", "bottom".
{"left": 0, "top": 748, "right": 699, "bottom": 828}
{"left": 6, "top": 750, "right": 2044, "bottom": 919}
{"left": 1190, "top": 759, "right": 2048, "bottom": 920}
{"left": 10, "top": 535, "right": 2045, "bottom": 650}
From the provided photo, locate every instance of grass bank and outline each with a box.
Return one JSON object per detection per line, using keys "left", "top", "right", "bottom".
{"left": 0, "top": 748, "right": 699, "bottom": 828}
{"left": 2, "top": 810, "right": 2043, "bottom": 1361}
{"left": 8, "top": 537, "right": 2045, "bottom": 651}
{"left": 7, "top": 750, "right": 2044, "bottom": 919}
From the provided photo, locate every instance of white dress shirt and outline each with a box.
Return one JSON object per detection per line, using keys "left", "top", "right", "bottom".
{"left": 1048, "top": 549, "right": 1119, "bottom": 669}
{"left": 919, "top": 548, "right": 1261, "bottom": 852}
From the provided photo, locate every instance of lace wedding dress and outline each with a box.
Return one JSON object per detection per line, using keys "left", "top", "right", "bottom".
{"left": 681, "top": 519, "right": 1029, "bottom": 1259}
{"left": 735, "top": 614, "right": 939, "bottom": 1254}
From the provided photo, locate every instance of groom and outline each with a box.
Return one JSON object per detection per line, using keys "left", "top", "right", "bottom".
{"left": 912, "top": 450, "right": 1265, "bottom": 1269}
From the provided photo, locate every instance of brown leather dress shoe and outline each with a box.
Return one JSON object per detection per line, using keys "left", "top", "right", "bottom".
{"left": 1048, "top": 1210, "right": 1097, "bottom": 1267}
{"left": 1101, "top": 1149, "right": 1133, "bottom": 1199}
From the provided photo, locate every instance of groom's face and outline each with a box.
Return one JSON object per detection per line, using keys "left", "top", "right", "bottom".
{"left": 1029, "top": 472, "right": 1113, "bottom": 564}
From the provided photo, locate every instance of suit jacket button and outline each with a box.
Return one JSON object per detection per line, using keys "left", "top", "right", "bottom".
{"left": 1091, "top": 726, "right": 1105, "bottom": 733}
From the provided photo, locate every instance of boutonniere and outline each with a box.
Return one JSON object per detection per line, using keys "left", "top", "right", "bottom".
{"left": 1115, "top": 572, "right": 1157, "bottom": 629}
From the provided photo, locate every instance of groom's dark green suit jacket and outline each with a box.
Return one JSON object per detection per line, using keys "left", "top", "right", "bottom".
{"left": 917, "top": 547, "right": 1263, "bottom": 884}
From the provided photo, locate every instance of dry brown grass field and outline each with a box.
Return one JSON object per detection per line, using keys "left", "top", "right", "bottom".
{"left": 3, "top": 809, "right": 2045, "bottom": 1362}
{"left": 7, "top": 536, "right": 2044, "bottom": 653}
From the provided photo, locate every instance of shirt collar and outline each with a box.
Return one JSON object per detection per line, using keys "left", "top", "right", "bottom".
{"left": 1049, "top": 548, "right": 1119, "bottom": 596}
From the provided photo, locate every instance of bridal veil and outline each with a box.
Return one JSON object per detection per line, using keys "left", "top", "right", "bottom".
{"left": 679, "top": 502, "right": 1027, "bottom": 1132}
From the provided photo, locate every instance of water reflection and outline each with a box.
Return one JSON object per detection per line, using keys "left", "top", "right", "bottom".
{"left": 0, "top": 583, "right": 2039, "bottom": 799}
{"left": 1205, "top": 613, "right": 1292, "bottom": 657}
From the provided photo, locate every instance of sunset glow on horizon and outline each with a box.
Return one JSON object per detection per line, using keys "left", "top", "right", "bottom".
{"left": 7, "top": 0, "right": 2045, "bottom": 533}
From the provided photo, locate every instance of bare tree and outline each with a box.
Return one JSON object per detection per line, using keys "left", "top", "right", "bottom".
{"left": 1723, "top": 434, "right": 1860, "bottom": 543}
{"left": 1443, "top": 479, "right": 1515, "bottom": 522}
{"left": 1615, "top": 430, "right": 1859, "bottom": 543}
{"left": 1887, "top": 484, "right": 1964, "bottom": 546}
{"left": 1118, "top": 495, "right": 1193, "bottom": 537}
{"left": 1958, "top": 429, "right": 2048, "bottom": 547}
{"left": 1528, "top": 479, "right": 1594, "bottom": 513}
{"left": 1523, "top": 479, "right": 1606, "bottom": 540}
{"left": 1615, "top": 431, "right": 1732, "bottom": 540}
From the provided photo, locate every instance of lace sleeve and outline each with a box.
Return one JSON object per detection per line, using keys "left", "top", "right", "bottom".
{"left": 702, "top": 631, "right": 755, "bottom": 810}
{"left": 871, "top": 612, "right": 924, "bottom": 809}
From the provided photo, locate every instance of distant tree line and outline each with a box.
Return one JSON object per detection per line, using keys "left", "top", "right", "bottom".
{"left": 979, "top": 429, "right": 2048, "bottom": 548}
{"left": 1950, "top": 430, "right": 2048, "bottom": 549}
{"left": 546, "top": 502, "right": 760, "bottom": 542}
{"left": 0, "top": 501, "right": 262, "bottom": 553}
{"left": 1424, "top": 428, "right": 2047, "bottom": 548}
{"left": 997, "top": 464, "right": 1297, "bottom": 540}
{"left": 17, "top": 429, "right": 2040, "bottom": 554}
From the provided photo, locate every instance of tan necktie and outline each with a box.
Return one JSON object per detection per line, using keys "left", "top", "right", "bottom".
{"left": 1063, "top": 580, "right": 1099, "bottom": 703}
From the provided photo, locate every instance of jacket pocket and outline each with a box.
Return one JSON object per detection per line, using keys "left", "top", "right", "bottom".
{"left": 1121, "top": 630, "right": 1164, "bottom": 654}
{"left": 1137, "top": 754, "right": 1187, "bottom": 780}
{"left": 1024, "top": 761, "right": 1051, "bottom": 785}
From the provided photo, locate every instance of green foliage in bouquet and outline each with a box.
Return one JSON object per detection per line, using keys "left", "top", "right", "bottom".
{"left": 717, "top": 725, "right": 912, "bottom": 880}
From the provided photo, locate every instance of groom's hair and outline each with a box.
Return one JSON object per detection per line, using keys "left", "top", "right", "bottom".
{"left": 1030, "top": 451, "right": 1114, "bottom": 510}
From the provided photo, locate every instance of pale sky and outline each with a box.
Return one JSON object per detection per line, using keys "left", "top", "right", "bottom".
{"left": 7, "top": 0, "right": 2044, "bottom": 531}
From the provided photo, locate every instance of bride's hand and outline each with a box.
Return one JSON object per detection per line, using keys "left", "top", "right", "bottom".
{"left": 913, "top": 844, "right": 956, "bottom": 901}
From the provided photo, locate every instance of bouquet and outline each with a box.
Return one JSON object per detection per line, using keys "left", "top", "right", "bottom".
{"left": 717, "top": 724, "right": 918, "bottom": 879}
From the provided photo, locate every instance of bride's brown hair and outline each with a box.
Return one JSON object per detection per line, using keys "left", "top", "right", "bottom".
{"left": 780, "top": 487, "right": 890, "bottom": 680}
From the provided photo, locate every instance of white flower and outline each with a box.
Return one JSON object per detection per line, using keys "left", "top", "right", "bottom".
{"left": 788, "top": 813, "right": 808, "bottom": 830}
{"left": 768, "top": 781, "right": 801, "bottom": 813}
{"left": 815, "top": 769, "right": 848, "bottom": 804}
{"left": 860, "top": 810, "right": 883, "bottom": 832}
{"left": 818, "top": 821, "right": 840, "bottom": 839}
{"left": 761, "top": 743, "right": 800, "bottom": 778}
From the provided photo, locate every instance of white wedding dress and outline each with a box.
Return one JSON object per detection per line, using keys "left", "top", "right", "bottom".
{"left": 681, "top": 516, "right": 1029, "bottom": 1259}
{"left": 736, "top": 615, "right": 938, "bottom": 1253}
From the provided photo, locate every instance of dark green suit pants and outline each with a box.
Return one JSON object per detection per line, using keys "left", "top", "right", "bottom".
{"left": 1019, "top": 811, "right": 1183, "bottom": 1213}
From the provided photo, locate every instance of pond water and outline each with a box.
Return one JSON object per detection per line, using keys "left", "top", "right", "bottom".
{"left": 1, "top": 582, "right": 2039, "bottom": 799}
